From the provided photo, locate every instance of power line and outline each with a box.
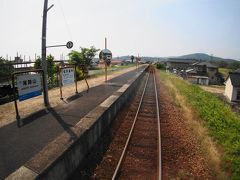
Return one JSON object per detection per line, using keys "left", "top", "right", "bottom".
{"left": 57, "top": 0, "right": 73, "bottom": 41}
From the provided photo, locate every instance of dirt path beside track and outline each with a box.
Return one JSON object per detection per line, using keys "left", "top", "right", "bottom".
{"left": 156, "top": 70, "right": 216, "bottom": 179}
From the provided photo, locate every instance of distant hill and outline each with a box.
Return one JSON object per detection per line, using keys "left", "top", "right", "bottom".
{"left": 113, "top": 56, "right": 166, "bottom": 62}
{"left": 177, "top": 53, "right": 237, "bottom": 63}
{"left": 107, "top": 53, "right": 239, "bottom": 70}
{"left": 114, "top": 56, "right": 131, "bottom": 60}
{"left": 107, "top": 53, "right": 239, "bottom": 64}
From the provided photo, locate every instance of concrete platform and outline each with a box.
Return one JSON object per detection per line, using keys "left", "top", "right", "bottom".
{"left": 0, "top": 65, "right": 147, "bottom": 179}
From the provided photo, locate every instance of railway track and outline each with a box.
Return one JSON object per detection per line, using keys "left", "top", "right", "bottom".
{"left": 69, "top": 69, "right": 162, "bottom": 179}
{"left": 112, "top": 70, "right": 162, "bottom": 180}
{"left": 70, "top": 68, "right": 212, "bottom": 179}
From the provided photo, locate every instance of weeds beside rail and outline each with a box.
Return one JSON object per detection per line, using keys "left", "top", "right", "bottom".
{"left": 159, "top": 70, "right": 240, "bottom": 179}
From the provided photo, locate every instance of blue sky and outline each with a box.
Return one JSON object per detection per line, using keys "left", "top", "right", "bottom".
{"left": 0, "top": 0, "right": 239, "bottom": 60}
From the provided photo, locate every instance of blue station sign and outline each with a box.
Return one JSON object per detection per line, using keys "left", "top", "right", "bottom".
{"left": 17, "top": 74, "right": 42, "bottom": 101}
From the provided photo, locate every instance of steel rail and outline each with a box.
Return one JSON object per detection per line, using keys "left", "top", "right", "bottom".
{"left": 154, "top": 71, "right": 162, "bottom": 180}
{"left": 111, "top": 72, "right": 150, "bottom": 180}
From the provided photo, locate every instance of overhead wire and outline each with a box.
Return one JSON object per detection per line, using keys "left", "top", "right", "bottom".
{"left": 56, "top": 0, "right": 73, "bottom": 41}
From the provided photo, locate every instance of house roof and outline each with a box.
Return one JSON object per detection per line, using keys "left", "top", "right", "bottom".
{"left": 186, "top": 69, "right": 197, "bottom": 73}
{"left": 193, "top": 61, "right": 218, "bottom": 68}
{"left": 234, "top": 68, "right": 240, "bottom": 73}
{"left": 228, "top": 72, "right": 240, "bottom": 87}
{"left": 191, "top": 76, "right": 209, "bottom": 79}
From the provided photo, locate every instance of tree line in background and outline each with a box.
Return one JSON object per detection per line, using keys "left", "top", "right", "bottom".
{"left": 0, "top": 57, "right": 14, "bottom": 79}
{"left": 1, "top": 49, "right": 240, "bottom": 84}
{"left": 213, "top": 60, "right": 240, "bottom": 70}
{"left": 0, "top": 46, "right": 99, "bottom": 87}
{"left": 155, "top": 60, "right": 240, "bottom": 71}
{"left": 33, "top": 46, "right": 99, "bottom": 88}
{"left": 0, "top": 46, "right": 99, "bottom": 104}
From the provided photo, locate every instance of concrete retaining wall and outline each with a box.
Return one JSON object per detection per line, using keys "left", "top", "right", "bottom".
{"left": 6, "top": 67, "right": 148, "bottom": 180}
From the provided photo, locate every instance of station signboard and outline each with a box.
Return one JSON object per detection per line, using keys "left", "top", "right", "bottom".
{"left": 17, "top": 74, "right": 42, "bottom": 101}
{"left": 61, "top": 68, "right": 75, "bottom": 86}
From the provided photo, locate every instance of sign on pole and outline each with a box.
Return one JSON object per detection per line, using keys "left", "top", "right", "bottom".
{"left": 131, "top": 55, "right": 134, "bottom": 63}
{"left": 99, "top": 48, "right": 112, "bottom": 82}
{"left": 66, "top": 41, "right": 73, "bottom": 49}
{"left": 61, "top": 68, "right": 75, "bottom": 86}
{"left": 99, "top": 49, "right": 112, "bottom": 66}
{"left": 17, "top": 74, "right": 42, "bottom": 101}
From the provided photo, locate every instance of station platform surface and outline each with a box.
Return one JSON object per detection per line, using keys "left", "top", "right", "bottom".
{"left": 0, "top": 66, "right": 146, "bottom": 179}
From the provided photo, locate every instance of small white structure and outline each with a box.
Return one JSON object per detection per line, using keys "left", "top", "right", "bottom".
{"left": 224, "top": 72, "right": 240, "bottom": 102}
{"left": 188, "top": 76, "right": 209, "bottom": 85}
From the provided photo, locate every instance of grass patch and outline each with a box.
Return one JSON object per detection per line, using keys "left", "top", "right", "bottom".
{"left": 177, "top": 169, "right": 193, "bottom": 179}
{"left": 159, "top": 70, "right": 240, "bottom": 179}
{"left": 219, "top": 68, "right": 233, "bottom": 80}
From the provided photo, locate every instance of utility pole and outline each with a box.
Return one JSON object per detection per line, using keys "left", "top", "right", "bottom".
{"left": 99, "top": 38, "right": 112, "bottom": 83}
{"left": 105, "top": 37, "right": 107, "bottom": 49}
{"left": 105, "top": 37, "right": 107, "bottom": 82}
{"left": 42, "top": 0, "right": 53, "bottom": 106}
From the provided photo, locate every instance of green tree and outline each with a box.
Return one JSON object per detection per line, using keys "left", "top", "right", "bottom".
{"left": 156, "top": 62, "right": 166, "bottom": 70}
{"left": 0, "top": 57, "right": 14, "bottom": 81}
{"left": 46, "top": 54, "right": 57, "bottom": 85}
{"left": 34, "top": 55, "right": 57, "bottom": 87}
{"left": 68, "top": 50, "right": 81, "bottom": 65}
{"left": 68, "top": 46, "right": 99, "bottom": 78}
{"left": 228, "top": 61, "right": 240, "bottom": 70}
{"left": 34, "top": 56, "right": 41, "bottom": 69}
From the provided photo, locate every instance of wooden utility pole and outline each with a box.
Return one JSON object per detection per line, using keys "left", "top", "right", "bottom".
{"left": 105, "top": 37, "right": 107, "bottom": 82}
{"left": 41, "top": 0, "right": 53, "bottom": 106}
{"left": 136, "top": 53, "right": 139, "bottom": 70}
{"left": 105, "top": 37, "right": 107, "bottom": 49}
